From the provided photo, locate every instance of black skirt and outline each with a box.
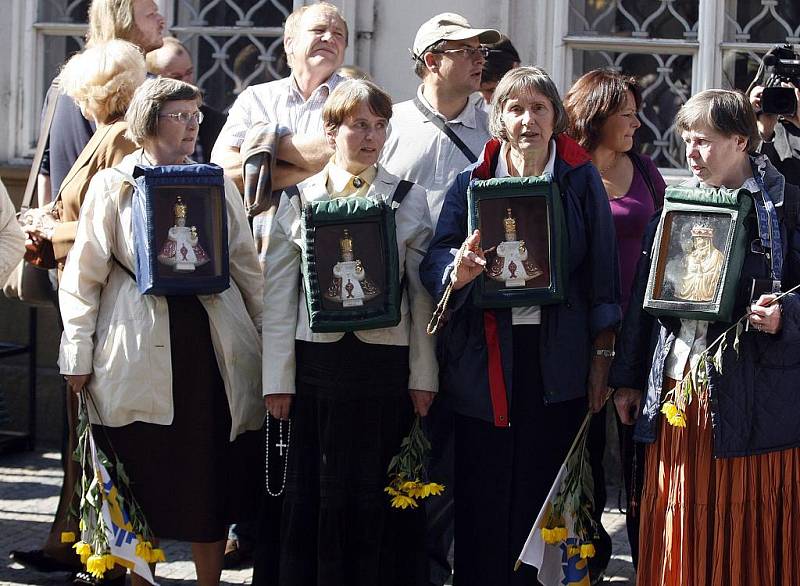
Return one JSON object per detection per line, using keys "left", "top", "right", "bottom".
{"left": 453, "top": 325, "right": 586, "bottom": 586}
{"left": 94, "top": 295, "right": 261, "bottom": 543}
{"left": 278, "top": 333, "right": 427, "bottom": 586}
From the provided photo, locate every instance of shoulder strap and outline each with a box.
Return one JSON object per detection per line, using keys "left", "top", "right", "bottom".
{"left": 112, "top": 254, "right": 136, "bottom": 282}
{"left": 23, "top": 79, "right": 61, "bottom": 211}
{"left": 628, "top": 151, "right": 658, "bottom": 209}
{"left": 413, "top": 96, "right": 477, "bottom": 164}
{"left": 392, "top": 180, "right": 414, "bottom": 205}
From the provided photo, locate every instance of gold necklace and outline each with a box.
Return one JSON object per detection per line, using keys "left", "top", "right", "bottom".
{"left": 597, "top": 152, "right": 622, "bottom": 176}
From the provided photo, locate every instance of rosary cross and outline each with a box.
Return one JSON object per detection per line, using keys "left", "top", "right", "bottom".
{"left": 276, "top": 437, "right": 289, "bottom": 457}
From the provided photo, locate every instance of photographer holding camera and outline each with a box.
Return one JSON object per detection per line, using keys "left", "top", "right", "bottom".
{"left": 748, "top": 44, "right": 800, "bottom": 187}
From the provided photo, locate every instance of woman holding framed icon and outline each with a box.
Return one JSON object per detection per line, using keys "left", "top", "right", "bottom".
{"left": 610, "top": 89, "right": 800, "bottom": 585}
{"left": 420, "top": 66, "right": 620, "bottom": 586}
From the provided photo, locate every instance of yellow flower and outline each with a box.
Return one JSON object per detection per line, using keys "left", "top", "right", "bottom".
{"left": 390, "top": 494, "right": 418, "bottom": 509}
{"left": 555, "top": 526, "right": 568, "bottom": 541}
{"left": 86, "top": 554, "right": 107, "bottom": 579}
{"left": 424, "top": 482, "right": 445, "bottom": 497}
{"left": 136, "top": 541, "right": 153, "bottom": 562}
{"left": 541, "top": 526, "right": 567, "bottom": 544}
{"left": 400, "top": 480, "right": 420, "bottom": 494}
{"left": 151, "top": 549, "right": 166, "bottom": 563}
{"left": 73, "top": 541, "right": 92, "bottom": 564}
{"left": 661, "top": 402, "right": 678, "bottom": 419}
{"left": 103, "top": 554, "right": 116, "bottom": 570}
{"left": 61, "top": 532, "right": 76, "bottom": 544}
{"left": 79, "top": 519, "right": 87, "bottom": 531}
{"left": 540, "top": 528, "right": 554, "bottom": 543}
{"left": 567, "top": 545, "right": 581, "bottom": 558}
{"left": 384, "top": 485, "right": 401, "bottom": 497}
{"left": 580, "top": 543, "right": 596, "bottom": 559}
{"left": 670, "top": 411, "right": 687, "bottom": 428}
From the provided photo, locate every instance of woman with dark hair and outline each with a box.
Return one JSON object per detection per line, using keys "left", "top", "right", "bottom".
{"left": 611, "top": 89, "right": 800, "bottom": 585}
{"left": 564, "top": 68, "right": 667, "bottom": 572}
{"left": 420, "top": 66, "right": 620, "bottom": 586}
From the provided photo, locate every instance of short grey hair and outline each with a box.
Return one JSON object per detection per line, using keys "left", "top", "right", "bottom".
{"left": 124, "top": 77, "right": 202, "bottom": 146}
{"left": 488, "top": 66, "right": 568, "bottom": 141}
{"left": 674, "top": 89, "right": 760, "bottom": 154}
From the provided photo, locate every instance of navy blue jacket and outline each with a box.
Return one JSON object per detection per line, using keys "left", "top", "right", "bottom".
{"left": 609, "top": 156, "right": 800, "bottom": 457}
{"left": 420, "top": 136, "right": 621, "bottom": 426}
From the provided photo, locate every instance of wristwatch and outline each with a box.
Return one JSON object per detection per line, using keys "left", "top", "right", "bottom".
{"left": 594, "top": 348, "right": 615, "bottom": 358}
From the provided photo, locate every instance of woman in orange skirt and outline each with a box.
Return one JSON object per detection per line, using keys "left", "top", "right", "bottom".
{"left": 610, "top": 89, "right": 800, "bottom": 586}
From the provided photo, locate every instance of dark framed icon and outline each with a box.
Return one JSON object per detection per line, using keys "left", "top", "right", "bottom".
{"left": 467, "top": 176, "right": 567, "bottom": 308}
{"left": 301, "top": 196, "right": 401, "bottom": 333}
{"left": 132, "top": 164, "right": 230, "bottom": 295}
{"left": 644, "top": 186, "right": 754, "bottom": 322}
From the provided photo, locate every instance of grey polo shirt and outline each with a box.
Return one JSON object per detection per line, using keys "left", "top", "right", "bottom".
{"left": 380, "top": 86, "right": 491, "bottom": 227}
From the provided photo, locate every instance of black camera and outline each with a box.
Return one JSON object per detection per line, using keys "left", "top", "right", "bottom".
{"left": 761, "top": 45, "right": 800, "bottom": 116}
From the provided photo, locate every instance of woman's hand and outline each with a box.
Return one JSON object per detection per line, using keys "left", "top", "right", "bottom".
{"left": 22, "top": 225, "right": 48, "bottom": 253}
{"left": 409, "top": 389, "right": 435, "bottom": 417}
{"left": 65, "top": 374, "right": 91, "bottom": 394}
{"left": 749, "top": 294, "right": 782, "bottom": 334}
{"left": 452, "top": 230, "right": 486, "bottom": 291}
{"left": 613, "top": 387, "right": 642, "bottom": 425}
{"left": 587, "top": 358, "right": 611, "bottom": 413}
{"left": 265, "top": 394, "right": 293, "bottom": 420}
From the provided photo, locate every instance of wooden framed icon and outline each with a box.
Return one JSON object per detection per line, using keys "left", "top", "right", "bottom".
{"left": 467, "top": 176, "right": 567, "bottom": 308}
{"left": 132, "top": 164, "right": 230, "bottom": 296}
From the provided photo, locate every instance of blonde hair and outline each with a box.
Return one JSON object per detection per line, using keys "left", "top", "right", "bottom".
{"left": 125, "top": 77, "right": 202, "bottom": 146}
{"left": 145, "top": 36, "right": 188, "bottom": 75}
{"left": 322, "top": 79, "right": 392, "bottom": 134}
{"left": 284, "top": 2, "right": 348, "bottom": 68}
{"left": 60, "top": 40, "right": 146, "bottom": 124}
{"left": 86, "top": 0, "right": 137, "bottom": 46}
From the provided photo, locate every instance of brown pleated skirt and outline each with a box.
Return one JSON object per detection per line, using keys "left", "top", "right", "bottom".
{"left": 637, "top": 380, "right": 800, "bottom": 586}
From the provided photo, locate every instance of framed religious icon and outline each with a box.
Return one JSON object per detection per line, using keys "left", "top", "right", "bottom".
{"left": 643, "top": 186, "right": 753, "bottom": 322}
{"left": 301, "top": 196, "right": 402, "bottom": 333}
{"left": 131, "top": 164, "right": 230, "bottom": 295}
{"left": 467, "top": 176, "right": 567, "bottom": 308}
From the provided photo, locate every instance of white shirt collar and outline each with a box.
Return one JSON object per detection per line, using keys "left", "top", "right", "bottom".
{"left": 415, "top": 85, "right": 478, "bottom": 129}
{"left": 495, "top": 139, "right": 557, "bottom": 179}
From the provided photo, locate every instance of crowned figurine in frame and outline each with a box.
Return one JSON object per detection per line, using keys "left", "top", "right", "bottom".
{"left": 157, "top": 195, "right": 211, "bottom": 273}
{"left": 486, "top": 207, "right": 545, "bottom": 288}
{"left": 676, "top": 222, "right": 725, "bottom": 302}
{"left": 323, "top": 228, "right": 381, "bottom": 307}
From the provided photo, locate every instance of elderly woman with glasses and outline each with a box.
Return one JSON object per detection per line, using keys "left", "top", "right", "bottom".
{"left": 420, "top": 66, "right": 620, "bottom": 586}
{"left": 58, "top": 77, "right": 264, "bottom": 586}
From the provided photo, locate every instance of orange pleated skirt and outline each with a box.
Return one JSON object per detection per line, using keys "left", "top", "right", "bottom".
{"left": 637, "top": 383, "right": 800, "bottom": 586}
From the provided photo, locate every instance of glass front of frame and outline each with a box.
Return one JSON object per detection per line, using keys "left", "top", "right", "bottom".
{"left": 152, "top": 184, "right": 227, "bottom": 283}
{"left": 312, "top": 221, "right": 389, "bottom": 312}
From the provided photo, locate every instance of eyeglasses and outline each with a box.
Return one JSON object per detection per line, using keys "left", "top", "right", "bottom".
{"left": 158, "top": 110, "right": 204, "bottom": 125}
{"left": 430, "top": 46, "right": 490, "bottom": 59}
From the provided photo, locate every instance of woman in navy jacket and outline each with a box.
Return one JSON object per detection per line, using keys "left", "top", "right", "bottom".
{"left": 419, "top": 67, "right": 620, "bottom": 586}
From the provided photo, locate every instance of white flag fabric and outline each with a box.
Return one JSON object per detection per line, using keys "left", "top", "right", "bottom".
{"left": 516, "top": 414, "right": 593, "bottom": 586}
{"left": 90, "top": 434, "right": 159, "bottom": 585}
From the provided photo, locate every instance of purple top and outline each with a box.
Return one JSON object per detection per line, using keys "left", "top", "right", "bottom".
{"left": 609, "top": 154, "right": 666, "bottom": 312}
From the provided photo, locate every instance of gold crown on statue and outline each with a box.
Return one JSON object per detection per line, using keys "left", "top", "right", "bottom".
{"left": 690, "top": 223, "right": 713, "bottom": 238}
{"left": 340, "top": 228, "right": 353, "bottom": 255}
{"left": 174, "top": 196, "right": 188, "bottom": 219}
{"left": 504, "top": 208, "right": 517, "bottom": 234}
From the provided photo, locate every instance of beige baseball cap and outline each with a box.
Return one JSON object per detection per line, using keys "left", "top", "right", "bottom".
{"left": 411, "top": 13, "right": 501, "bottom": 60}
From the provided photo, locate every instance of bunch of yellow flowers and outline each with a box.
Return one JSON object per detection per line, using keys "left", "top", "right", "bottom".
{"left": 385, "top": 415, "right": 446, "bottom": 510}
{"left": 384, "top": 475, "right": 445, "bottom": 509}
{"left": 661, "top": 401, "right": 687, "bottom": 428}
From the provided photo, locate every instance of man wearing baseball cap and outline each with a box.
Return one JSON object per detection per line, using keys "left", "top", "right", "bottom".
{"left": 381, "top": 12, "right": 500, "bottom": 226}
{"left": 380, "top": 12, "right": 500, "bottom": 586}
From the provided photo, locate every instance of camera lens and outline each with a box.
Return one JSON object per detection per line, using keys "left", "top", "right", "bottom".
{"left": 762, "top": 86, "right": 797, "bottom": 115}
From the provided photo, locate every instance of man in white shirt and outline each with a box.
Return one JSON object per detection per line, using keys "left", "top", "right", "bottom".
{"left": 211, "top": 1, "right": 346, "bottom": 191}
{"left": 379, "top": 13, "right": 500, "bottom": 586}
{"left": 381, "top": 13, "right": 499, "bottom": 227}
